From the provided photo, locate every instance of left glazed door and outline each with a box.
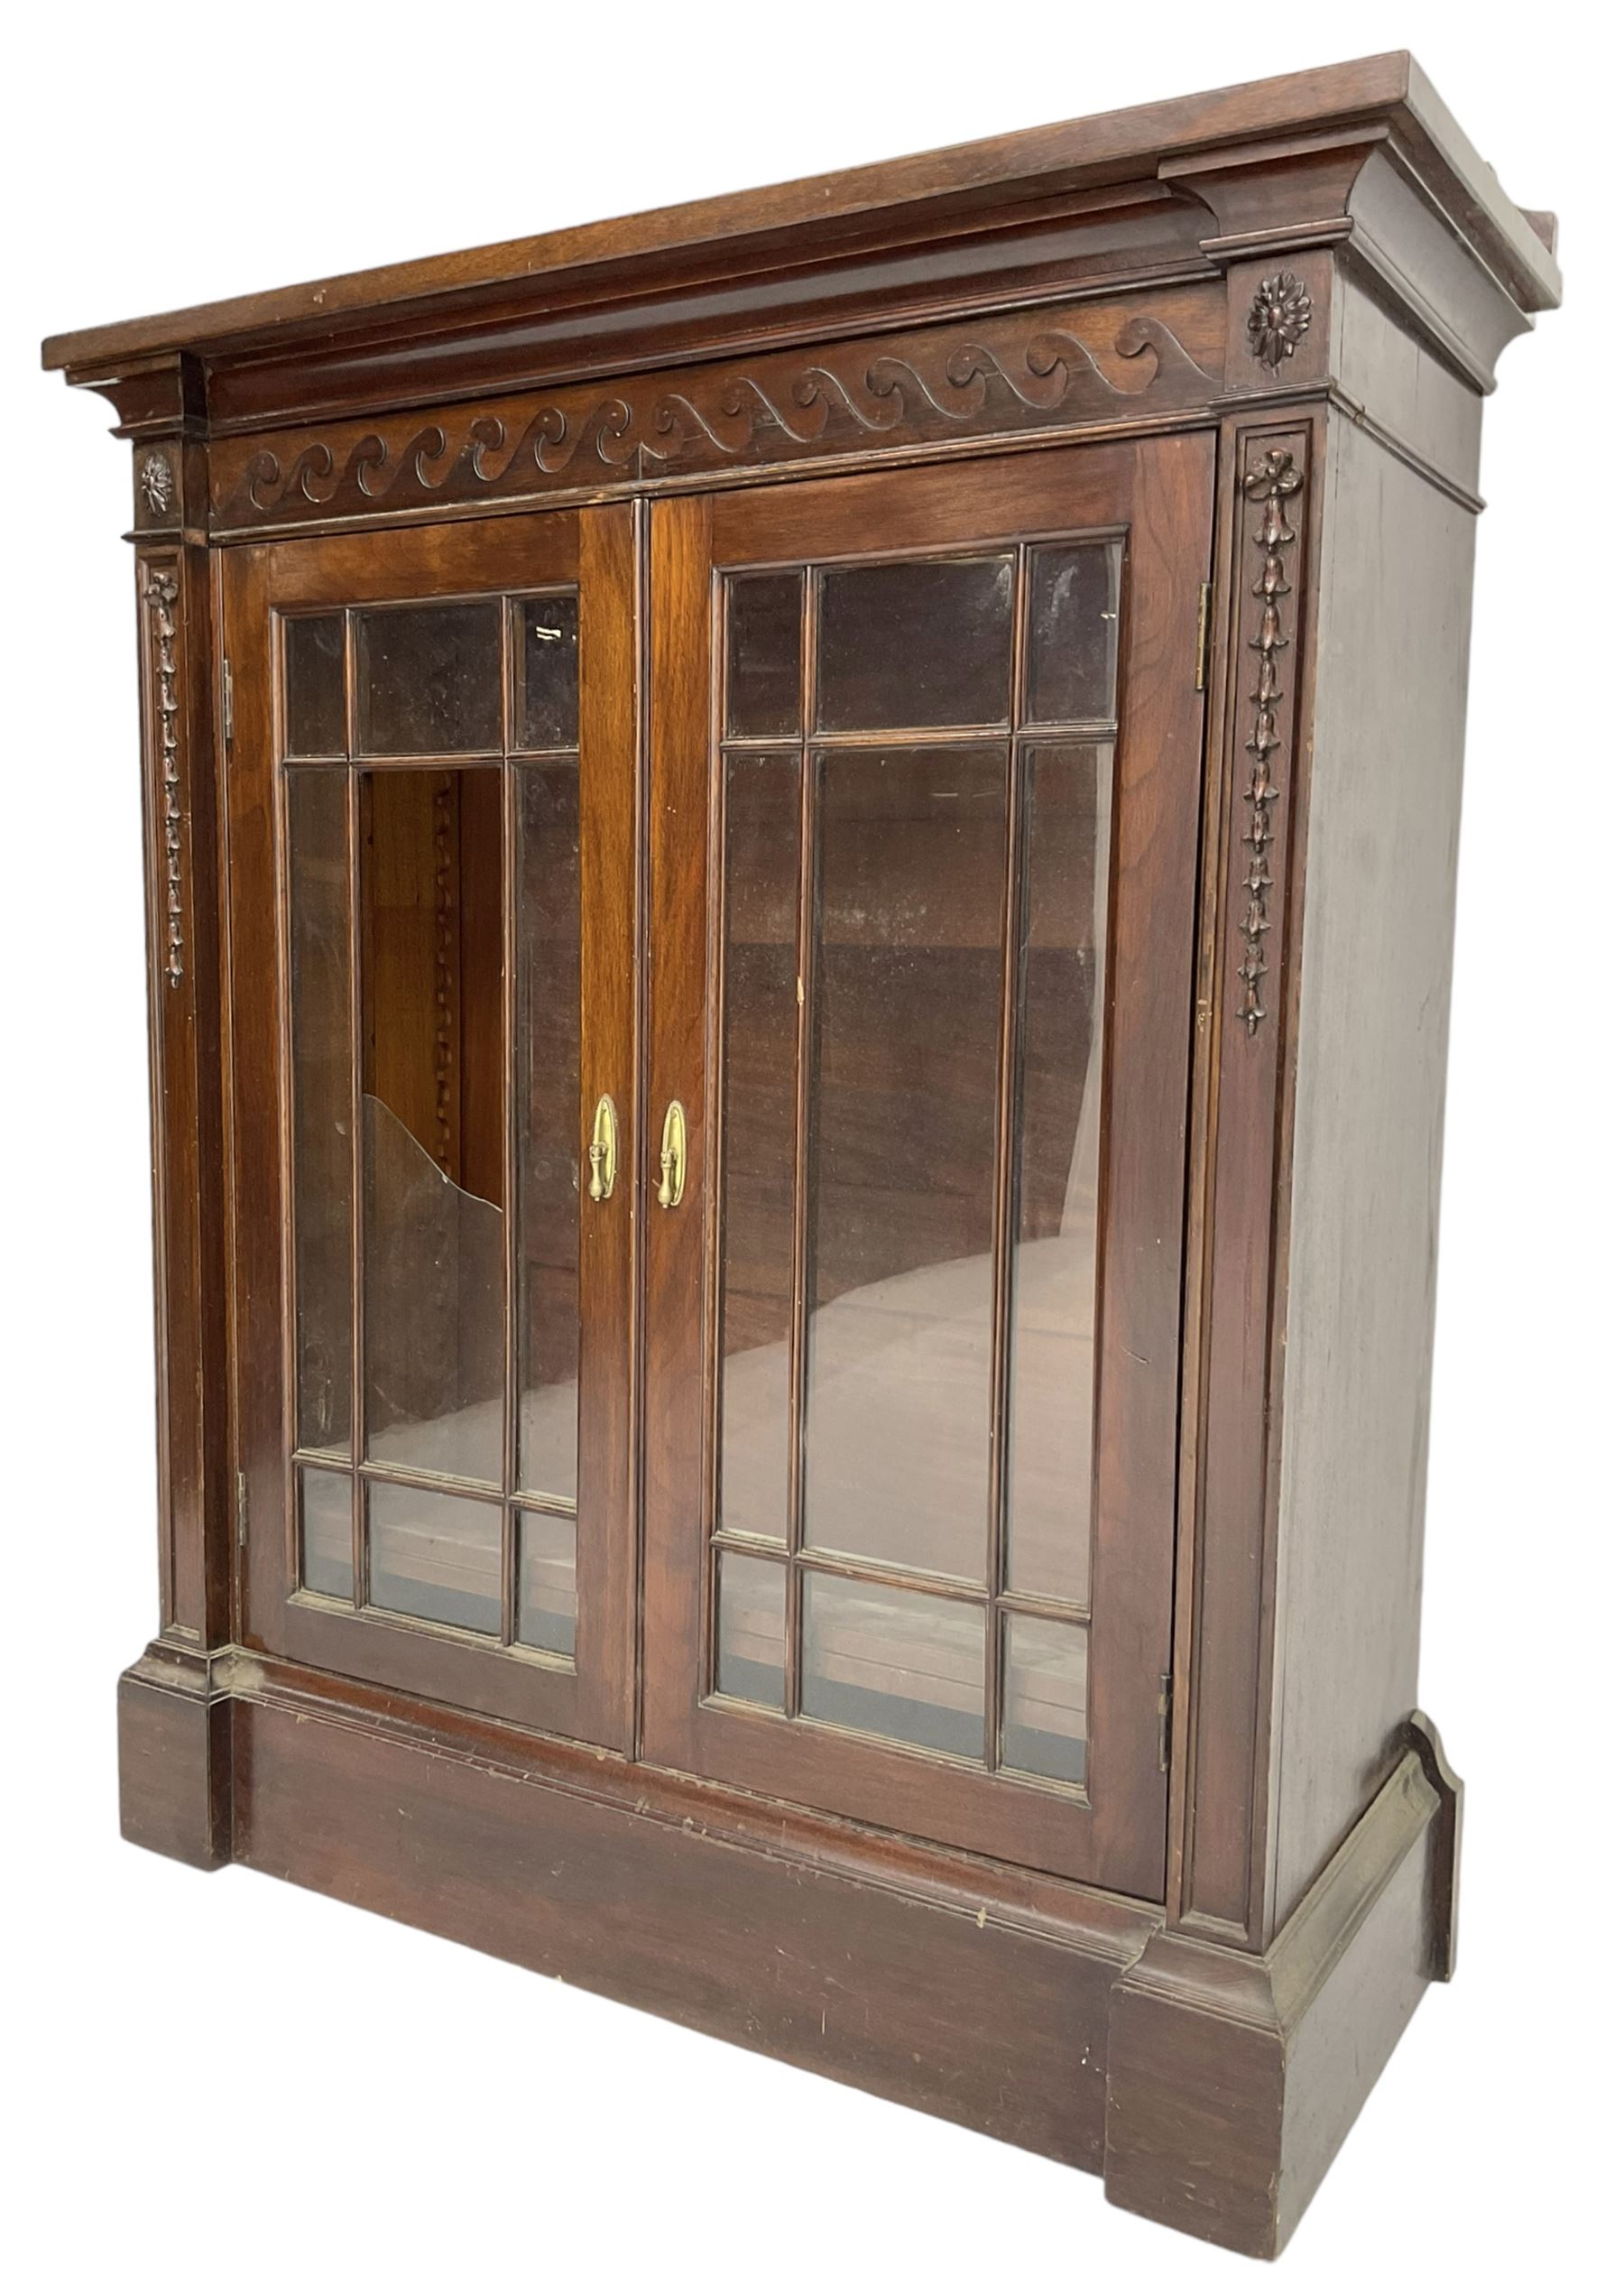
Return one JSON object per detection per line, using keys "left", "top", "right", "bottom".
{"left": 224, "top": 508, "right": 639, "bottom": 1746}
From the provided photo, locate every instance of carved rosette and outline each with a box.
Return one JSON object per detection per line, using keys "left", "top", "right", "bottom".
{"left": 1235, "top": 447, "right": 1304, "bottom": 1036}
{"left": 1245, "top": 273, "right": 1313, "bottom": 369}
{"left": 142, "top": 561, "right": 186, "bottom": 988}
{"left": 139, "top": 448, "right": 177, "bottom": 517}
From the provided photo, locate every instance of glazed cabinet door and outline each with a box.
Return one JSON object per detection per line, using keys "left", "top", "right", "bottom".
{"left": 224, "top": 508, "right": 638, "bottom": 1746}
{"left": 644, "top": 439, "right": 1212, "bottom": 1892}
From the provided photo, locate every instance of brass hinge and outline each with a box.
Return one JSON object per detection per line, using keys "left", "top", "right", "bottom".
{"left": 222, "top": 656, "right": 235, "bottom": 749}
{"left": 1158, "top": 1671, "right": 1174, "bottom": 1773}
{"left": 235, "top": 1470, "right": 248, "bottom": 1550}
{"left": 1194, "top": 581, "right": 1213, "bottom": 692}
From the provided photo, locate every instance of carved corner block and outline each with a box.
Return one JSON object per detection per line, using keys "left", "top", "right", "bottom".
{"left": 1105, "top": 1746, "right": 1452, "bottom": 2257}
{"left": 118, "top": 1642, "right": 235, "bottom": 1871}
{"left": 134, "top": 440, "right": 179, "bottom": 525}
{"left": 1219, "top": 250, "right": 1333, "bottom": 396}
{"left": 131, "top": 435, "right": 209, "bottom": 541}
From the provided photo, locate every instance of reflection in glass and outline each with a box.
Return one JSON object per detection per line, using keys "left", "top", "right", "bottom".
{"left": 717, "top": 752, "right": 800, "bottom": 1543}
{"left": 363, "top": 1097, "right": 503, "bottom": 1479}
{"left": 802, "top": 1574, "right": 983, "bottom": 1759}
{"left": 361, "top": 768, "right": 504, "bottom": 1484}
{"left": 817, "top": 556, "right": 1012, "bottom": 732}
{"left": 517, "top": 1509, "right": 577, "bottom": 1657}
{"left": 368, "top": 1480, "right": 501, "bottom": 1635}
{"left": 284, "top": 615, "right": 346, "bottom": 756}
{"left": 516, "top": 594, "right": 579, "bottom": 750}
{"left": 280, "top": 578, "right": 604, "bottom": 1660}
{"left": 715, "top": 1551, "right": 785, "bottom": 1708}
{"left": 1006, "top": 744, "right": 1112, "bottom": 1605}
{"left": 1001, "top": 1613, "right": 1089, "bottom": 1785}
{"left": 288, "top": 768, "right": 353, "bottom": 1457}
{"left": 699, "top": 537, "right": 1130, "bottom": 1770}
{"left": 1026, "top": 542, "right": 1121, "bottom": 726}
{"left": 299, "top": 1467, "right": 353, "bottom": 1600}
{"left": 803, "top": 745, "right": 1005, "bottom": 1582}
{"left": 516, "top": 761, "right": 581, "bottom": 1502}
{"left": 355, "top": 601, "right": 502, "bottom": 754}
{"left": 725, "top": 573, "right": 801, "bottom": 738}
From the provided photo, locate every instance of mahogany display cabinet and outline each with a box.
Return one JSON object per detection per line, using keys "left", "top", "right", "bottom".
{"left": 43, "top": 53, "right": 1557, "bottom": 2258}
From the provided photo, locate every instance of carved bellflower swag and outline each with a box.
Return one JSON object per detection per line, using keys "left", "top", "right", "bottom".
{"left": 141, "top": 562, "right": 186, "bottom": 988}
{"left": 1236, "top": 448, "right": 1303, "bottom": 1035}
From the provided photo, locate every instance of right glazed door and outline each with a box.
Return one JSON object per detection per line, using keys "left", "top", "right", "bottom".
{"left": 644, "top": 437, "right": 1213, "bottom": 1895}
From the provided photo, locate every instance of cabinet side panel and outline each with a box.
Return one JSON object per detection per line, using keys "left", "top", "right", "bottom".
{"left": 1269, "top": 412, "right": 1477, "bottom": 1929}
{"left": 1328, "top": 264, "right": 1484, "bottom": 504}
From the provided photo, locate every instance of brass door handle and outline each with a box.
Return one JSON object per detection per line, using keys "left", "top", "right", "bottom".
{"left": 656, "top": 1100, "right": 687, "bottom": 1210}
{"left": 587, "top": 1093, "right": 619, "bottom": 1203}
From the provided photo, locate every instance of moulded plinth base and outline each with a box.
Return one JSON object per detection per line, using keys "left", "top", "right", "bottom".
{"left": 118, "top": 1640, "right": 234, "bottom": 1870}
{"left": 117, "top": 1641, "right": 1460, "bottom": 2254}
{"left": 1104, "top": 1718, "right": 1461, "bottom": 2255}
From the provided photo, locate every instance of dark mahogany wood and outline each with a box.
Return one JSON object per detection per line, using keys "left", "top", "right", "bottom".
{"left": 41, "top": 52, "right": 1554, "bottom": 387}
{"left": 1107, "top": 1744, "right": 1448, "bottom": 2255}
{"left": 46, "top": 52, "right": 1556, "bottom": 2259}
{"left": 229, "top": 1646, "right": 1158, "bottom": 2168}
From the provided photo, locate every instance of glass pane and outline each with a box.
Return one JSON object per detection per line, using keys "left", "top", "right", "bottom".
{"left": 817, "top": 557, "right": 1012, "bottom": 732}
{"left": 717, "top": 752, "right": 800, "bottom": 1543}
{"left": 802, "top": 1574, "right": 983, "bottom": 1759}
{"left": 1025, "top": 543, "right": 1121, "bottom": 726}
{"left": 1001, "top": 1613, "right": 1089, "bottom": 1785}
{"left": 361, "top": 769, "right": 504, "bottom": 1484}
{"left": 516, "top": 593, "right": 579, "bottom": 750}
{"left": 1006, "top": 744, "right": 1112, "bottom": 1605}
{"left": 715, "top": 1550, "right": 785, "bottom": 1708}
{"left": 284, "top": 615, "right": 346, "bottom": 756}
{"left": 355, "top": 601, "right": 502, "bottom": 754}
{"left": 725, "top": 573, "right": 801, "bottom": 738}
{"left": 288, "top": 768, "right": 353, "bottom": 1458}
{"left": 299, "top": 1467, "right": 353, "bottom": 1599}
{"left": 517, "top": 1509, "right": 577, "bottom": 1657}
{"left": 367, "top": 1480, "right": 501, "bottom": 1635}
{"left": 516, "top": 760, "right": 581, "bottom": 1502}
{"left": 803, "top": 745, "right": 1005, "bottom": 1582}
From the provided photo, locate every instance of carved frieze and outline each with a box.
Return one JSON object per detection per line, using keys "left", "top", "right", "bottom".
{"left": 210, "top": 290, "right": 1225, "bottom": 533}
{"left": 1235, "top": 446, "right": 1304, "bottom": 1036}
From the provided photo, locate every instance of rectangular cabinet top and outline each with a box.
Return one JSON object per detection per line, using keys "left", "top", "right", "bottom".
{"left": 42, "top": 51, "right": 1557, "bottom": 379}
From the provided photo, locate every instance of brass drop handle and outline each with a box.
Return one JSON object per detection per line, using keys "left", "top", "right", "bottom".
{"left": 656, "top": 1100, "right": 687, "bottom": 1210}
{"left": 586, "top": 1093, "right": 619, "bottom": 1203}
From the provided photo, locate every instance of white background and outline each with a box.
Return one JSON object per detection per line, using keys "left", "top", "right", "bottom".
{"left": 5, "top": 5, "right": 1618, "bottom": 2277}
